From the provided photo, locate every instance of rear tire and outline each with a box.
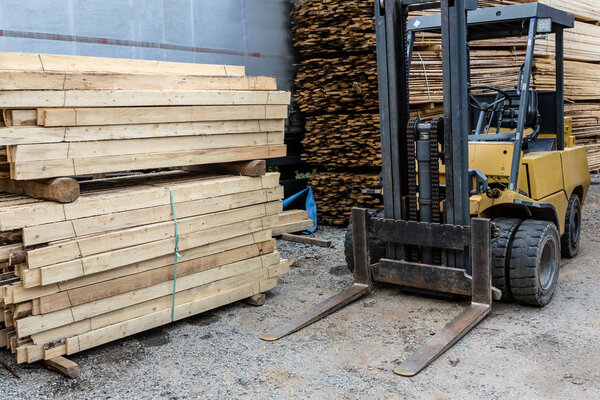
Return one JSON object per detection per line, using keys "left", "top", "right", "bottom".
{"left": 561, "top": 193, "right": 582, "bottom": 258}
{"left": 491, "top": 218, "right": 522, "bottom": 301}
{"left": 509, "top": 220, "right": 560, "bottom": 307}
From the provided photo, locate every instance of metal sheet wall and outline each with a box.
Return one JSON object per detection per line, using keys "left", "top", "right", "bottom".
{"left": 0, "top": 0, "right": 296, "bottom": 90}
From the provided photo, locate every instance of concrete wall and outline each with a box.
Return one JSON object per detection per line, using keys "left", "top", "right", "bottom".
{"left": 0, "top": 0, "right": 296, "bottom": 90}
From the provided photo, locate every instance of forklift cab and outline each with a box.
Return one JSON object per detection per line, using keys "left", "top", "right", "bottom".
{"left": 407, "top": 4, "right": 581, "bottom": 202}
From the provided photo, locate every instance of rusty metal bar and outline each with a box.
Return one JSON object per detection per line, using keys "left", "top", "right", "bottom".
{"left": 261, "top": 209, "right": 373, "bottom": 341}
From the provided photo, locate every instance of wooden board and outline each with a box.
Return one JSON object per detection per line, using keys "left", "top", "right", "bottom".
{"left": 10, "top": 145, "right": 286, "bottom": 180}
{"left": 9, "top": 133, "right": 284, "bottom": 162}
{"left": 0, "top": 90, "right": 291, "bottom": 108}
{"left": 0, "top": 71, "right": 275, "bottom": 91}
{"left": 38, "top": 105, "right": 288, "bottom": 127}
{"left": 0, "top": 52, "right": 245, "bottom": 76}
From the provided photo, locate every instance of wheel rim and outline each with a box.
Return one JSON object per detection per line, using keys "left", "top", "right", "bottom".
{"left": 570, "top": 203, "right": 581, "bottom": 251}
{"left": 539, "top": 237, "right": 557, "bottom": 290}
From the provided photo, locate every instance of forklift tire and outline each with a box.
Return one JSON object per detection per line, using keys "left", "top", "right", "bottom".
{"left": 345, "top": 210, "right": 386, "bottom": 273}
{"left": 490, "top": 218, "right": 522, "bottom": 302}
{"left": 509, "top": 220, "right": 560, "bottom": 307}
{"left": 560, "top": 193, "right": 582, "bottom": 259}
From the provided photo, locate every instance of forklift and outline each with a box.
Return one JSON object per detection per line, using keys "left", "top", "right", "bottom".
{"left": 262, "top": 0, "right": 591, "bottom": 376}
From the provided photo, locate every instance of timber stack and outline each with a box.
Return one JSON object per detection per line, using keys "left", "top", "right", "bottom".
{"left": 0, "top": 53, "right": 291, "bottom": 367}
{"left": 293, "top": 0, "right": 600, "bottom": 225}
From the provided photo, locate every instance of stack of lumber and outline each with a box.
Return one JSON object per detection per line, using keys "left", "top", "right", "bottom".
{"left": 513, "top": 0, "right": 600, "bottom": 23}
{"left": 308, "top": 172, "right": 382, "bottom": 225}
{"left": 565, "top": 103, "right": 600, "bottom": 170}
{"left": 0, "top": 171, "right": 291, "bottom": 364}
{"left": 0, "top": 52, "right": 288, "bottom": 182}
{"left": 273, "top": 210, "right": 315, "bottom": 235}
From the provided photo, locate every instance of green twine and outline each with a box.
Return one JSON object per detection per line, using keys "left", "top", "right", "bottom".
{"left": 165, "top": 186, "right": 183, "bottom": 322}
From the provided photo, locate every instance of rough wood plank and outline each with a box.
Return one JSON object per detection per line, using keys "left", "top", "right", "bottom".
{"left": 243, "top": 293, "right": 266, "bottom": 306}
{"left": 278, "top": 233, "right": 332, "bottom": 248}
{"left": 38, "top": 105, "right": 288, "bottom": 127}
{"left": 0, "top": 90, "right": 291, "bottom": 108}
{"left": 272, "top": 219, "right": 315, "bottom": 235}
{"left": 0, "top": 178, "right": 79, "bottom": 203}
{"left": 44, "top": 356, "right": 80, "bottom": 379}
{"left": 10, "top": 133, "right": 283, "bottom": 162}
{"left": 0, "top": 52, "right": 245, "bottom": 76}
{"left": 0, "top": 71, "right": 276, "bottom": 91}
{"left": 11, "top": 145, "right": 287, "bottom": 180}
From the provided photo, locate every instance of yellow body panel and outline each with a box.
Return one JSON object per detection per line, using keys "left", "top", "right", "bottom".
{"left": 436, "top": 119, "right": 589, "bottom": 236}
{"left": 521, "top": 151, "right": 564, "bottom": 200}
{"left": 539, "top": 191, "right": 569, "bottom": 234}
{"left": 560, "top": 146, "right": 590, "bottom": 202}
{"left": 466, "top": 118, "right": 589, "bottom": 236}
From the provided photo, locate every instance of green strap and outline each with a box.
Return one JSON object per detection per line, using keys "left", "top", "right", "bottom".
{"left": 165, "top": 186, "right": 183, "bottom": 322}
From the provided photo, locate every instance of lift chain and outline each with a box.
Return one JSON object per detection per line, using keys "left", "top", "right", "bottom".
{"left": 406, "top": 116, "right": 420, "bottom": 262}
{"left": 429, "top": 117, "right": 444, "bottom": 265}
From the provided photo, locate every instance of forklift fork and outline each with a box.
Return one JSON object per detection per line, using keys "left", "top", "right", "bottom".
{"left": 262, "top": 208, "right": 495, "bottom": 376}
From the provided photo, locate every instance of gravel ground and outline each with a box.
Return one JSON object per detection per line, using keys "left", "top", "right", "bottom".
{"left": 1, "top": 184, "right": 600, "bottom": 399}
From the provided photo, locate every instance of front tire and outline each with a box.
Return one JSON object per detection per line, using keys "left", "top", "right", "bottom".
{"left": 561, "top": 193, "right": 582, "bottom": 258}
{"left": 509, "top": 220, "right": 560, "bottom": 307}
{"left": 491, "top": 218, "right": 522, "bottom": 301}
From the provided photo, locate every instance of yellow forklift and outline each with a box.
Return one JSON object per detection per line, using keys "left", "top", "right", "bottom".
{"left": 263, "top": 0, "right": 590, "bottom": 376}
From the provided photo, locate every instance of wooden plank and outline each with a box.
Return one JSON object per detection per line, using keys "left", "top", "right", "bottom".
{"left": 244, "top": 293, "right": 266, "bottom": 306}
{"left": 26, "top": 201, "right": 281, "bottom": 268}
{"left": 0, "top": 52, "right": 245, "bottom": 76}
{"left": 9, "top": 133, "right": 282, "bottom": 162}
{"left": 278, "top": 233, "right": 332, "bottom": 248}
{"left": 39, "top": 105, "right": 288, "bottom": 127}
{"left": 278, "top": 209, "right": 308, "bottom": 225}
{"left": 0, "top": 178, "right": 79, "bottom": 203}
{"left": 23, "top": 186, "right": 282, "bottom": 246}
{"left": 64, "top": 119, "right": 284, "bottom": 142}
{"left": 0, "top": 90, "right": 291, "bottom": 108}
{"left": 272, "top": 219, "right": 315, "bottom": 235}
{"left": 44, "top": 356, "right": 80, "bottom": 378}
{"left": 0, "top": 71, "right": 276, "bottom": 91}
{"left": 11, "top": 144, "right": 286, "bottom": 180}
{"left": 0, "top": 127, "right": 65, "bottom": 146}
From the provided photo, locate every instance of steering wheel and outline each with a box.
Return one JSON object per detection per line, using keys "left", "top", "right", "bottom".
{"left": 468, "top": 85, "right": 512, "bottom": 112}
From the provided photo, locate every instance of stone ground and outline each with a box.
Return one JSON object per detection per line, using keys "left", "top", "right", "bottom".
{"left": 1, "top": 184, "right": 599, "bottom": 399}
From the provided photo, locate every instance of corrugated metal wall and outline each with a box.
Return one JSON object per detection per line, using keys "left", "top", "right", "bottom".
{"left": 0, "top": 0, "right": 296, "bottom": 90}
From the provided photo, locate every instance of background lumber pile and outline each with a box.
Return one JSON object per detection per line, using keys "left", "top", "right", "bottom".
{"left": 308, "top": 172, "right": 381, "bottom": 225}
{"left": 0, "top": 171, "right": 290, "bottom": 364}
{"left": 0, "top": 52, "right": 289, "bottom": 182}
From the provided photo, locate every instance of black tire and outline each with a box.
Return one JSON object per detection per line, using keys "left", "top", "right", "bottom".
{"left": 509, "top": 220, "right": 560, "bottom": 307}
{"left": 561, "top": 193, "right": 582, "bottom": 258}
{"left": 345, "top": 210, "right": 386, "bottom": 272}
{"left": 490, "top": 218, "right": 522, "bottom": 301}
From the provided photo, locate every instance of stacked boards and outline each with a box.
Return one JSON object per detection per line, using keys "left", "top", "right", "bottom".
{"left": 0, "top": 172, "right": 291, "bottom": 364}
{"left": 0, "top": 52, "right": 289, "bottom": 182}
{"left": 273, "top": 209, "right": 315, "bottom": 236}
